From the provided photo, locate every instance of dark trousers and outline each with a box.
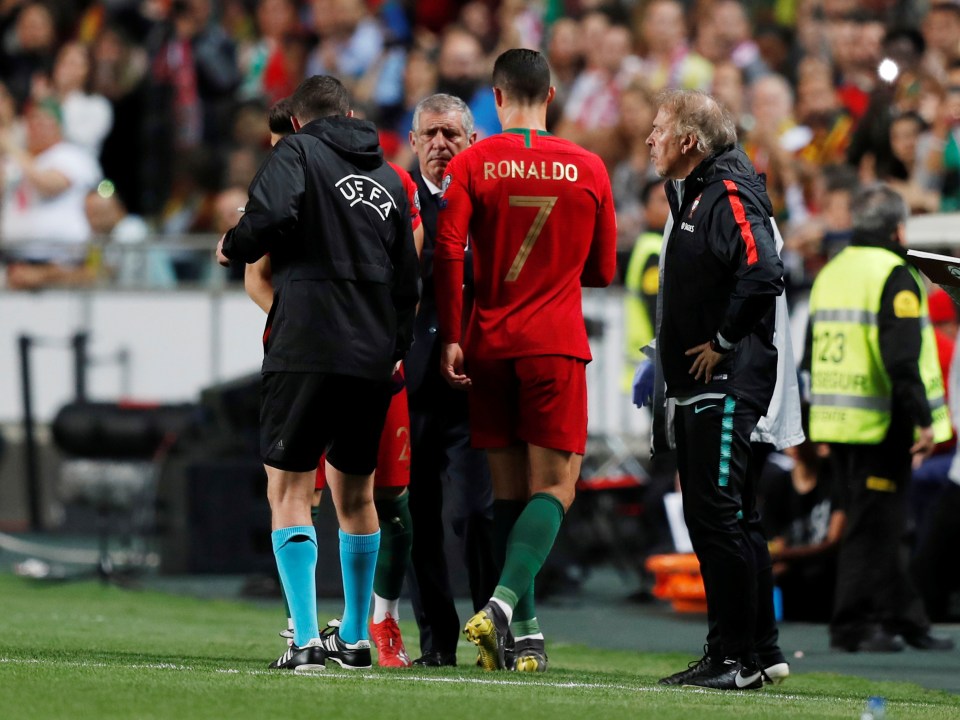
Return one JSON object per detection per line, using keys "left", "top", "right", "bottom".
{"left": 829, "top": 420, "right": 931, "bottom": 645}
{"left": 912, "top": 482, "right": 960, "bottom": 621}
{"left": 406, "top": 390, "right": 498, "bottom": 656}
{"left": 675, "top": 397, "right": 769, "bottom": 662}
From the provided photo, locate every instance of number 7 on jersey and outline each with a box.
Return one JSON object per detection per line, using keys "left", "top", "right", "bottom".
{"left": 505, "top": 196, "right": 558, "bottom": 281}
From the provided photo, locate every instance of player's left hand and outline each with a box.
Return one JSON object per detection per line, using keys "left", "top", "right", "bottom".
{"left": 215, "top": 234, "right": 230, "bottom": 267}
{"left": 685, "top": 341, "right": 723, "bottom": 383}
{"left": 440, "top": 342, "right": 471, "bottom": 389}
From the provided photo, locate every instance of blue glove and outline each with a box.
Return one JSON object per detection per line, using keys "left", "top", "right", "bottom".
{"left": 632, "top": 360, "right": 655, "bottom": 408}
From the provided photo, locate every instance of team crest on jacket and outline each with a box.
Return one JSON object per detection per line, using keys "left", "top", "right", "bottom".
{"left": 688, "top": 193, "right": 702, "bottom": 217}
{"left": 335, "top": 174, "right": 398, "bottom": 221}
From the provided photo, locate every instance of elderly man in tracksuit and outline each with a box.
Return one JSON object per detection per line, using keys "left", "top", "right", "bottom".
{"left": 645, "top": 89, "right": 785, "bottom": 690}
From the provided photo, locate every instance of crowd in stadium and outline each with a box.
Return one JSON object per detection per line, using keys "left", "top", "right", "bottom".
{"left": 2, "top": 0, "right": 960, "bottom": 287}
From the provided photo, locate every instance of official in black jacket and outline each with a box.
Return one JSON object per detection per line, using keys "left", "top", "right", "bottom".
{"left": 217, "top": 76, "right": 420, "bottom": 672}
{"left": 646, "top": 89, "right": 786, "bottom": 690}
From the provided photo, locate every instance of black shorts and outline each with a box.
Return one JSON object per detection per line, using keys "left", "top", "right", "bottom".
{"left": 260, "top": 372, "right": 393, "bottom": 474}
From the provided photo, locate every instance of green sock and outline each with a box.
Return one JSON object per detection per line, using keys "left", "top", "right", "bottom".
{"left": 492, "top": 493, "right": 564, "bottom": 613}
{"left": 373, "top": 492, "right": 412, "bottom": 600}
{"left": 512, "top": 617, "right": 540, "bottom": 637}
{"left": 493, "top": 499, "right": 537, "bottom": 623}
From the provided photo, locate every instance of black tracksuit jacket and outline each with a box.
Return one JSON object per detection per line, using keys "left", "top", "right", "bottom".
{"left": 222, "top": 116, "right": 421, "bottom": 380}
{"left": 660, "top": 145, "right": 784, "bottom": 413}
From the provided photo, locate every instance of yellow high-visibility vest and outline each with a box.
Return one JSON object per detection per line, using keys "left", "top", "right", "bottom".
{"left": 808, "top": 245, "right": 951, "bottom": 444}
{"left": 622, "top": 232, "right": 661, "bottom": 391}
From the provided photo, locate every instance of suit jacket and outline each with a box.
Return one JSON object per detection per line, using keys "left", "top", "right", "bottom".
{"left": 405, "top": 167, "right": 473, "bottom": 405}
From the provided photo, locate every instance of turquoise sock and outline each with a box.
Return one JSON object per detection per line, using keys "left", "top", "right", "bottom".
{"left": 339, "top": 529, "right": 381, "bottom": 644}
{"left": 272, "top": 525, "right": 319, "bottom": 647}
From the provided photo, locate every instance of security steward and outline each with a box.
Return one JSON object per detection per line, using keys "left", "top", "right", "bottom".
{"left": 806, "top": 183, "right": 954, "bottom": 653}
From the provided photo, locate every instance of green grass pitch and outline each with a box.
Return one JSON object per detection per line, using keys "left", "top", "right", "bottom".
{"left": 1, "top": 573, "right": 958, "bottom": 720}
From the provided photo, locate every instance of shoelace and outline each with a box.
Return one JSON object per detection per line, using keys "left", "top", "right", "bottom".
{"left": 375, "top": 618, "right": 403, "bottom": 649}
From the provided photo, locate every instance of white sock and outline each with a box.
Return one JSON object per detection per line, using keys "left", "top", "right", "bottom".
{"left": 491, "top": 597, "right": 514, "bottom": 625}
{"left": 372, "top": 593, "right": 400, "bottom": 624}
{"left": 286, "top": 617, "right": 293, "bottom": 631}
{"left": 515, "top": 632, "right": 544, "bottom": 641}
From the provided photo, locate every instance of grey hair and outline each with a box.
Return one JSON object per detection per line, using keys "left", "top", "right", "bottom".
{"left": 851, "top": 183, "right": 908, "bottom": 239}
{"left": 656, "top": 89, "right": 738, "bottom": 154}
{"left": 412, "top": 93, "right": 475, "bottom": 137}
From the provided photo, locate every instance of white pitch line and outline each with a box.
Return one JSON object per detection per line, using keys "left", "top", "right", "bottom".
{"left": 0, "top": 657, "right": 947, "bottom": 711}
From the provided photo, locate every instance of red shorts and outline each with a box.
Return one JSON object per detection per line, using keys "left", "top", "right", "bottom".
{"left": 315, "top": 383, "right": 411, "bottom": 490}
{"left": 468, "top": 355, "right": 587, "bottom": 454}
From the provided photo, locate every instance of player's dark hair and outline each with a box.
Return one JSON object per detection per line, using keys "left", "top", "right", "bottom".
{"left": 268, "top": 97, "right": 295, "bottom": 135}
{"left": 492, "top": 49, "right": 551, "bottom": 104}
{"left": 291, "top": 75, "right": 350, "bottom": 123}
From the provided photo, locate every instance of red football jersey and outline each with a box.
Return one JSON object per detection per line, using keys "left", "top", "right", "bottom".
{"left": 387, "top": 160, "right": 421, "bottom": 231}
{"left": 434, "top": 129, "right": 616, "bottom": 360}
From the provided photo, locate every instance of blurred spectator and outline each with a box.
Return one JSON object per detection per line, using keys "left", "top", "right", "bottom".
{"left": 1, "top": 98, "right": 101, "bottom": 288}
{"left": 238, "top": 0, "right": 301, "bottom": 103}
{"left": 795, "top": 58, "right": 854, "bottom": 175}
{"left": 557, "top": 21, "right": 639, "bottom": 161}
{"left": 91, "top": 23, "right": 150, "bottom": 214}
{"left": 706, "top": 0, "right": 769, "bottom": 83}
{"left": 434, "top": 26, "right": 498, "bottom": 138}
{"left": 926, "top": 61, "right": 960, "bottom": 210}
{"left": 636, "top": 0, "right": 712, "bottom": 92}
{"left": 922, "top": 1, "right": 960, "bottom": 80}
{"left": 307, "top": 0, "right": 388, "bottom": 106}
{"left": 759, "top": 440, "right": 845, "bottom": 622}
{"left": 0, "top": 1, "right": 57, "bottom": 110}
{"left": 36, "top": 41, "right": 113, "bottom": 158}
{"left": 712, "top": 61, "right": 747, "bottom": 129}
{"left": 742, "top": 73, "right": 809, "bottom": 223}
{"left": 610, "top": 81, "right": 657, "bottom": 245}
{"left": 847, "top": 27, "right": 927, "bottom": 183}
{"left": 86, "top": 184, "right": 175, "bottom": 288}
{"left": 755, "top": 24, "right": 797, "bottom": 83}
{"left": 884, "top": 111, "right": 941, "bottom": 213}
{"left": 544, "top": 16, "right": 582, "bottom": 128}
{"left": 783, "top": 163, "right": 859, "bottom": 296}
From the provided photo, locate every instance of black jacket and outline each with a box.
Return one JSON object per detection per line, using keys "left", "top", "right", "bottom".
{"left": 404, "top": 167, "right": 475, "bottom": 405}
{"left": 222, "top": 116, "right": 420, "bottom": 379}
{"left": 660, "top": 145, "right": 784, "bottom": 412}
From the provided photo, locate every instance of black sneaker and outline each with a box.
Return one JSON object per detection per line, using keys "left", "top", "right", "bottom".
{"left": 412, "top": 651, "right": 457, "bottom": 667}
{"left": 903, "top": 632, "right": 955, "bottom": 651}
{"left": 681, "top": 658, "right": 763, "bottom": 690}
{"left": 269, "top": 640, "right": 326, "bottom": 673}
{"left": 658, "top": 648, "right": 719, "bottom": 686}
{"left": 464, "top": 602, "right": 509, "bottom": 671}
{"left": 512, "top": 637, "right": 548, "bottom": 673}
{"left": 315, "top": 625, "right": 372, "bottom": 669}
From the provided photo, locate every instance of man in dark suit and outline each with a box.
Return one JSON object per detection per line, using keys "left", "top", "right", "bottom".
{"left": 405, "top": 93, "right": 498, "bottom": 667}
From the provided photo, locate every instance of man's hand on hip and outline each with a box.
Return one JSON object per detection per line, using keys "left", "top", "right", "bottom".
{"left": 685, "top": 341, "right": 724, "bottom": 383}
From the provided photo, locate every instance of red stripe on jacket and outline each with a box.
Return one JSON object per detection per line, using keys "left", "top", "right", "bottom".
{"left": 722, "top": 179, "right": 758, "bottom": 265}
